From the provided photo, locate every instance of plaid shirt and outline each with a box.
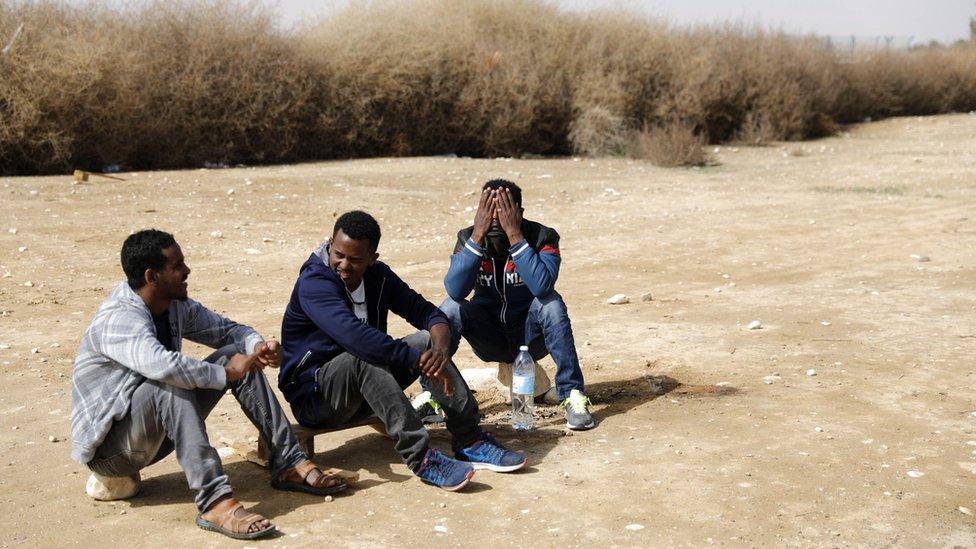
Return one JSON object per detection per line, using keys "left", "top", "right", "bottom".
{"left": 70, "top": 282, "right": 263, "bottom": 463}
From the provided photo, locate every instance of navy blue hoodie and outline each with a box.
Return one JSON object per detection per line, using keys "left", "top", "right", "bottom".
{"left": 444, "top": 219, "right": 561, "bottom": 326}
{"left": 279, "top": 244, "right": 448, "bottom": 426}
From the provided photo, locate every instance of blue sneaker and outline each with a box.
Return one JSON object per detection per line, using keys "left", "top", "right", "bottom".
{"left": 456, "top": 432, "right": 527, "bottom": 472}
{"left": 416, "top": 448, "right": 474, "bottom": 491}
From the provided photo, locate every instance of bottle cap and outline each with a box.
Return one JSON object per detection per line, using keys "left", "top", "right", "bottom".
{"left": 519, "top": 345, "right": 529, "bottom": 351}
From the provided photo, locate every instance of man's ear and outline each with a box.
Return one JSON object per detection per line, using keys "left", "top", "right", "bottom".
{"left": 143, "top": 268, "right": 158, "bottom": 287}
{"left": 369, "top": 252, "right": 379, "bottom": 265}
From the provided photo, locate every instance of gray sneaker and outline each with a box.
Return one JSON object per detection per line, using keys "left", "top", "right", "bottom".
{"left": 561, "top": 389, "right": 595, "bottom": 430}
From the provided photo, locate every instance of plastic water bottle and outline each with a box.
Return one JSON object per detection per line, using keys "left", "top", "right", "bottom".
{"left": 511, "top": 345, "right": 535, "bottom": 431}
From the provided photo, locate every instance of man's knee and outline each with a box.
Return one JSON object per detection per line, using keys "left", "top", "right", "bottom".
{"left": 401, "top": 330, "right": 432, "bottom": 352}
{"left": 202, "top": 344, "right": 238, "bottom": 366}
{"left": 531, "top": 291, "right": 570, "bottom": 321}
{"left": 438, "top": 297, "right": 463, "bottom": 321}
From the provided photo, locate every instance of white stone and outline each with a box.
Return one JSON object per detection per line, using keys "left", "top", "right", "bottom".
{"left": 906, "top": 470, "right": 924, "bottom": 478}
{"left": 713, "top": 287, "right": 722, "bottom": 293}
{"left": 959, "top": 506, "right": 973, "bottom": 516}
{"left": 910, "top": 254, "right": 930, "bottom": 262}
{"left": 324, "top": 495, "right": 333, "bottom": 502}
{"left": 0, "top": 344, "right": 9, "bottom": 350}
{"left": 746, "top": 320, "right": 762, "bottom": 330}
{"left": 243, "top": 248, "right": 261, "bottom": 255}
{"left": 24, "top": 280, "right": 33, "bottom": 287}
{"left": 820, "top": 321, "right": 831, "bottom": 326}
{"left": 30, "top": 347, "right": 39, "bottom": 354}
{"left": 806, "top": 369, "right": 817, "bottom": 376}
{"left": 216, "top": 446, "right": 236, "bottom": 458}
{"left": 8, "top": 228, "right": 16, "bottom": 234}
{"left": 210, "top": 230, "right": 223, "bottom": 239}
{"left": 459, "top": 367, "right": 499, "bottom": 391}
{"left": 762, "top": 375, "right": 780, "bottom": 384}
{"left": 607, "top": 294, "right": 629, "bottom": 305}
{"left": 433, "top": 525, "right": 448, "bottom": 533}
{"left": 17, "top": 246, "right": 26, "bottom": 252}
{"left": 625, "top": 524, "right": 645, "bottom": 531}
{"left": 226, "top": 189, "right": 235, "bottom": 195}
{"left": 86, "top": 472, "right": 140, "bottom": 501}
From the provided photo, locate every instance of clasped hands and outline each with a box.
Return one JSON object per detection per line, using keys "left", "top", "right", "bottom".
{"left": 224, "top": 340, "right": 281, "bottom": 383}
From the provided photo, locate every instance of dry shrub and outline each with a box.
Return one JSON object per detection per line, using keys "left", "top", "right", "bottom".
{"left": 302, "top": 0, "right": 578, "bottom": 157}
{"left": 0, "top": 0, "right": 322, "bottom": 173}
{"left": 568, "top": 105, "right": 627, "bottom": 157}
{"left": 2, "top": 0, "right": 976, "bottom": 174}
{"left": 627, "top": 121, "right": 707, "bottom": 167}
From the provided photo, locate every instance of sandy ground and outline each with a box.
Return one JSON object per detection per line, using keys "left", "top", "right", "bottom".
{"left": 1, "top": 113, "right": 975, "bottom": 548}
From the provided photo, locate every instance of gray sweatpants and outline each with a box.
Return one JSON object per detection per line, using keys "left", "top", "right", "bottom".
{"left": 86, "top": 346, "right": 307, "bottom": 513}
{"left": 307, "top": 331, "right": 482, "bottom": 473}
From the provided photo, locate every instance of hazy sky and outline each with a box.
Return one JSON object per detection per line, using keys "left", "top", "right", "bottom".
{"left": 273, "top": 0, "right": 975, "bottom": 44}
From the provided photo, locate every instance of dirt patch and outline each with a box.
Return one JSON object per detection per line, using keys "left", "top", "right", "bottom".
{"left": 0, "top": 114, "right": 974, "bottom": 546}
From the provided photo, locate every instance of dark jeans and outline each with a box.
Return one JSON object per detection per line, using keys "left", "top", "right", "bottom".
{"left": 86, "top": 346, "right": 307, "bottom": 513}
{"left": 439, "top": 291, "right": 585, "bottom": 400}
{"left": 302, "top": 331, "right": 482, "bottom": 473}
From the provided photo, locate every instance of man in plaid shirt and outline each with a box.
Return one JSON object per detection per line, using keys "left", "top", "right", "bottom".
{"left": 71, "top": 229, "right": 344, "bottom": 540}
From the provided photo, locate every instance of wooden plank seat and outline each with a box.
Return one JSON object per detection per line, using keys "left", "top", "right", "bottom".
{"left": 256, "top": 416, "right": 388, "bottom": 465}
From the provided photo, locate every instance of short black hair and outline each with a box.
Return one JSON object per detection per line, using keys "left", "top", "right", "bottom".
{"left": 333, "top": 210, "right": 381, "bottom": 251}
{"left": 482, "top": 179, "right": 522, "bottom": 206}
{"left": 121, "top": 229, "right": 177, "bottom": 290}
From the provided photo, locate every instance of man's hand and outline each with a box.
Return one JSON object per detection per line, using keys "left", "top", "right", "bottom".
{"left": 254, "top": 340, "right": 282, "bottom": 368}
{"left": 225, "top": 352, "right": 263, "bottom": 383}
{"left": 420, "top": 324, "right": 454, "bottom": 395}
{"left": 494, "top": 188, "right": 523, "bottom": 243}
{"left": 419, "top": 346, "right": 453, "bottom": 396}
{"left": 470, "top": 188, "right": 496, "bottom": 244}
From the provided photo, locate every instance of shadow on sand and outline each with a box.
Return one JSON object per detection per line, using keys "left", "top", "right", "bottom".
{"left": 125, "top": 374, "right": 737, "bottom": 516}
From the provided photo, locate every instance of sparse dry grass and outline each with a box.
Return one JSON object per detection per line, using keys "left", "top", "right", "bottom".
{"left": 1, "top": 0, "right": 975, "bottom": 173}
{"left": 627, "top": 121, "right": 708, "bottom": 167}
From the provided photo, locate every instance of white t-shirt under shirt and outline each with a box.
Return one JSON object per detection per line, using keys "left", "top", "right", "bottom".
{"left": 347, "top": 281, "right": 368, "bottom": 324}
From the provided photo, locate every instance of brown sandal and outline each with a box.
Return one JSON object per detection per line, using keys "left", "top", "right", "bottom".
{"left": 271, "top": 460, "right": 347, "bottom": 496}
{"left": 196, "top": 502, "right": 275, "bottom": 540}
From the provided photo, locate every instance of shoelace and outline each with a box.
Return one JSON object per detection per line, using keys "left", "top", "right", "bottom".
{"left": 561, "top": 393, "right": 592, "bottom": 414}
{"left": 472, "top": 440, "right": 506, "bottom": 462}
{"left": 423, "top": 451, "right": 450, "bottom": 482}
{"left": 469, "top": 434, "right": 515, "bottom": 462}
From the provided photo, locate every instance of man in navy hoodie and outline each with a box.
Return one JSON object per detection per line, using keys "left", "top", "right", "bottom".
{"left": 279, "top": 211, "right": 525, "bottom": 491}
{"left": 441, "top": 179, "right": 594, "bottom": 430}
